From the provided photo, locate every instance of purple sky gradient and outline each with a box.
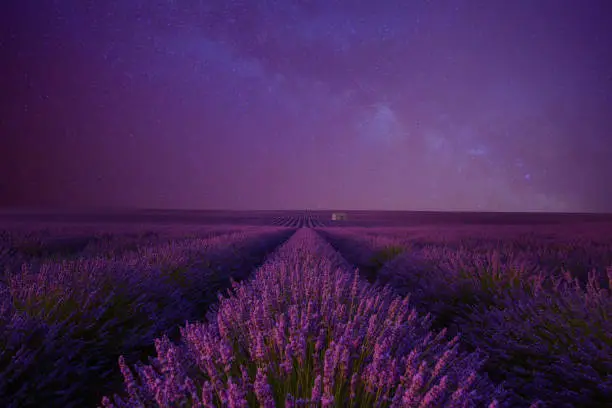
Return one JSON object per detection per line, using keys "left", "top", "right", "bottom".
{"left": 1, "top": 1, "right": 611, "bottom": 212}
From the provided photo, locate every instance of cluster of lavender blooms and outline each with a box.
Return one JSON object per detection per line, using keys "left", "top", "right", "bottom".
{"left": 104, "top": 229, "right": 505, "bottom": 407}
{"left": 321, "top": 227, "right": 612, "bottom": 407}
{"left": 0, "top": 228, "right": 292, "bottom": 408}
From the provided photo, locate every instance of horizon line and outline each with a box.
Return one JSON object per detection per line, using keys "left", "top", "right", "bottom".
{"left": 0, "top": 206, "right": 611, "bottom": 216}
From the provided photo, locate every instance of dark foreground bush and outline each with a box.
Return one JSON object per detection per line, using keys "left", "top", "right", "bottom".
{"left": 1, "top": 228, "right": 291, "bottom": 407}
{"left": 459, "top": 270, "right": 612, "bottom": 407}
{"left": 377, "top": 249, "right": 612, "bottom": 407}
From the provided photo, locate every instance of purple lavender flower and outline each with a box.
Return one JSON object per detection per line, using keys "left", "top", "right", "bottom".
{"left": 254, "top": 366, "right": 276, "bottom": 408}
{"left": 227, "top": 377, "right": 248, "bottom": 408}
{"left": 311, "top": 374, "right": 322, "bottom": 402}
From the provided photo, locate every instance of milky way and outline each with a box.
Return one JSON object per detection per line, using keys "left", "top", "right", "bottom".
{"left": 2, "top": 1, "right": 611, "bottom": 212}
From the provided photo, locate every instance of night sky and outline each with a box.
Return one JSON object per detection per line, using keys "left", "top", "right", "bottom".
{"left": 2, "top": 1, "right": 611, "bottom": 212}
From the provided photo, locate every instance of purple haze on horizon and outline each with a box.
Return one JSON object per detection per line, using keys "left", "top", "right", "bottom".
{"left": 1, "top": 1, "right": 611, "bottom": 212}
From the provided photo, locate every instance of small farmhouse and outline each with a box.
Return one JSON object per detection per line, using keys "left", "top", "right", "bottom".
{"left": 331, "top": 212, "right": 348, "bottom": 221}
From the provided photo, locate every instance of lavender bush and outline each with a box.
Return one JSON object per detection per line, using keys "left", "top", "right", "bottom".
{"left": 379, "top": 252, "right": 612, "bottom": 406}
{"left": 458, "top": 269, "right": 612, "bottom": 407}
{"left": 104, "top": 229, "right": 503, "bottom": 407}
{"left": 345, "top": 225, "right": 612, "bottom": 288}
{"left": 1, "top": 228, "right": 292, "bottom": 407}
{"left": 377, "top": 247, "right": 541, "bottom": 330}
{"left": 322, "top": 227, "right": 612, "bottom": 407}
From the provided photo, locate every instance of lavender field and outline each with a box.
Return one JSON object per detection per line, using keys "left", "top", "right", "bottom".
{"left": 1, "top": 211, "right": 611, "bottom": 407}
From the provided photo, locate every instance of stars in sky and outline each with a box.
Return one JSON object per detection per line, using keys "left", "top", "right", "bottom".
{"left": 1, "top": 0, "right": 612, "bottom": 211}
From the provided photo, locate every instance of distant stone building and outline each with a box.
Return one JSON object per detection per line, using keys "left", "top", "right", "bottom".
{"left": 331, "top": 212, "right": 348, "bottom": 221}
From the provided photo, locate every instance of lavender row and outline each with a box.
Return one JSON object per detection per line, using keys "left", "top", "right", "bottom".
{"left": 0, "top": 224, "right": 254, "bottom": 270}
{"left": 270, "top": 215, "right": 327, "bottom": 228}
{"left": 345, "top": 224, "right": 612, "bottom": 287}
{"left": 321, "top": 227, "right": 612, "bottom": 407}
{"left": 104, "top": 228, "right": 505, "bottom": 407}
{"left": 0, "top": 227, "right": 293, "bottom": 408}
